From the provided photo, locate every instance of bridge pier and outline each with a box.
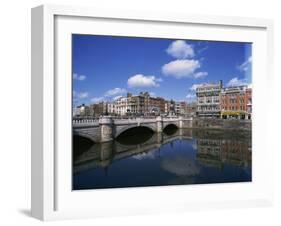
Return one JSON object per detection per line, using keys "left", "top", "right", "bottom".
{"left": 156, "top": 132, "right": 164, "bottom": 144}
{"left": 179, "top": 116, "right": 183, "bottom": 129}
{"left": 99, "top": 116, "right": 113, "bottom": 143}
{"left": 156, "top": 116, "right": 163, "bottom": 133}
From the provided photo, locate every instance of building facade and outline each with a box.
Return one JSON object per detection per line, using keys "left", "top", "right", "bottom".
{"left": 164, "top": 101, "right": 170, "bottom": 114}
{"left": 115, "top": 97, "right": 129, "bottom": 116}
{"left": 148, "top": 96, "right": 165, "bottom": 115}
{"left": 175, "top": 102, "right": 181, "bottom": 115}
{"left": 73, "top": 104, "right": 91, "bottom": 117}
{"left": 127, "top": 93, "right": 145, "bottom": 115}
{"left": 246, "top": 88, "right": 252, "bottom": 119}
{"left": 196, "top": 81, "right": 223, "bottom": 117}
{"left": 220, "top": 86, "right": 252, "bottom": 119}
{"left": 106, "top": 102, "right": 116, "bottom": 115}
{"left": 114, "top": 92, "right": 170, "bottom": 116}
{"left": 90, "top": 102, "right": 107, "bottom": 117}
{"left": 185, "top": 102, "right": 197, "bottom": 117}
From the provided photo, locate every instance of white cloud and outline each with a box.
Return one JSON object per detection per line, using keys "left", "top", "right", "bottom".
{"left": 91, "top": 97, "right": 104, "bottom": 103}
{"left": 189, "top": 83, "right": 204, "bottom": 91}
{"left": 127, "top": 74, "right": 162, "bottom": 88}
{"left": 166, "top": 40, "right": 194, "bottom": 59}
{"left": 113, "top": 95, "right": 123, "bottom": 101}
{"left": 73, "top": 91, "right": 89, "bottom": 99}
{"left": 162, "top": 59, "right": 201, "bottom": 79}
{"left": 149, "top": 92, "right": 156, "bottom": 97}
{"left": 193, "top": 71, "right": 208, "bottom": 79}
{"left": 186, "top": 93, "right": 196, "bottom": 99}
{"left": 238, "top": 56, "right": 252, "bottom": 71}
{"left": 104, "top": 88, "right": 127, "bottom": 97}
{"left": 197, "top": 45, "right": 209, "bottom": 54}
{"left": 73, "top": 73, "right": 86, "bottom": 81}
{"left": 186, "top": 83, "right": 205, "bottom": 101}
{"left": 227, "top": 77, "right": 248, "bottom": 87}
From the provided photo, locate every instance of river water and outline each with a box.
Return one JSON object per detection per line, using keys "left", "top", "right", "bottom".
{"left": 73, "top": 127, "right": 251, "bottom": 190}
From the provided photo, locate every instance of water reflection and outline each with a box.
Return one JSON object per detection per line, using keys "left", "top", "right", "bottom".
{"left": 73, "top": 128, "right": 251, "bottom": 190}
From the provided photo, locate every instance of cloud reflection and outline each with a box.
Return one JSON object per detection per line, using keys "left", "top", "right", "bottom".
{"left": 161, "top": 155, "right": 200, "bottom": 176}
{"left": 132, "top": 151, "right": 156, "bottom": 160}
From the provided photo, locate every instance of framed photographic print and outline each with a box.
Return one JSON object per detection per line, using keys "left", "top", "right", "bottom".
{"left": 31, "top": 4, "right": 274, "bottom": 221}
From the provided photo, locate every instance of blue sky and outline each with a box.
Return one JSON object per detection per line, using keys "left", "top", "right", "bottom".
{"left": 72, "top": 34, "right": 252, "bottom": 106}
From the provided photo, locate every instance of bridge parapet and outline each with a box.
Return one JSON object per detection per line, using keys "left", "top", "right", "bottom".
{"left": 113, "top": 117, "right": 157, "bottom": 125}
{"left": 73, "top": 116, "right": 193, "bottom": 125}
{"left": 73, "top": 118, "right": 99, "bottom": 123}
{"left": 73, "top": 118, "right": 99, "bottom": 127}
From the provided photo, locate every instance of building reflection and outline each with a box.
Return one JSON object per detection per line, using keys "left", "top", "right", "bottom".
{"left": 196, "top": 137, "right": 251, "bottom": 169}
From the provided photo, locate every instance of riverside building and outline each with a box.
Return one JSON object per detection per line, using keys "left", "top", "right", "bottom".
{"left": 115, "top": 97, "right": 129, "bottom": 116}
{"left": 220, "top": 86, "right": 252, "bottom": 120}
{"left": 196, "top": 80, "right": 223, "bottom": 118}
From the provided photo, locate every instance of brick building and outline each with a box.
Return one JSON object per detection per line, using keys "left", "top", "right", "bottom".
{"left": 220, "top": 86, "right": 252, "bottom": 119}
{"left": 148, "top": 96, "right": 165, "bottom": 114}
{"left": 91, "top": 102, "right": 107, "bottom": 117}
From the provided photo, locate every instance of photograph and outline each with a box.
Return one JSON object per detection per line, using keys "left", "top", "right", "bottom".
{"left": 72, "top": 34, "right": 252, "bottom": 190}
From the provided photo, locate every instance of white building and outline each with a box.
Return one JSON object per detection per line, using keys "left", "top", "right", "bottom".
{"left": 106, "top": 102, "right": 116, "bottom": 115}
{"left": 175, "top": 102, "right": 181, "bottom": 115}
{"left": 73, "top": 104, "right": 90, "bottom": 117}
{"left": 115, "top": 97, "right": 130, "bottom": 116}
{"left": 196, "top": 81, "right": 222, "bottom": 117}
{"left": 73, "top": 106, "right": 81, "bottom": 117}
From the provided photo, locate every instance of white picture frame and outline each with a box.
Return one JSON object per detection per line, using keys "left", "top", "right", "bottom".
{"left": 31, "top": 4, "right": 274, "bottom": 221}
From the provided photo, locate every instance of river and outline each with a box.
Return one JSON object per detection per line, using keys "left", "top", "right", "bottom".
{"left": 73, "top": 126, "right": 251, "bottom": 190}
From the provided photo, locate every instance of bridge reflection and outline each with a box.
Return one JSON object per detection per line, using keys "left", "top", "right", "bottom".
{"left": 73, "top": 129, "right": 251, "bottom": 175}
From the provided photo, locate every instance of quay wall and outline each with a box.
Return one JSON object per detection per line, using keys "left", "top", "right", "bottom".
{"left": 191, "top": 118, "right": 251, "bottom": 130}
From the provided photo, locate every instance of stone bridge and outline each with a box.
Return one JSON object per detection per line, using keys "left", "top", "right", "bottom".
{"left": 73, "top": 116, "right": 193, "bottom": 143}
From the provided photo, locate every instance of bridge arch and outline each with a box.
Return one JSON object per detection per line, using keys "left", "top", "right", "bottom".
{"left": 163, "top": 122, "right": 179, "bottom": 130}
{"left": 114, "top": 124, "right": 156, "bottom": 138}
{"left": 73, "top": 131, "right": 99, "bottom": 143}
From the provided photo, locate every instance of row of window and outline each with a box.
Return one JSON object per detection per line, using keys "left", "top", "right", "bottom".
{"left": 198, "top": 96, "right": 220, "bottom": 103}
{"left": 198, "top": 106, "right": 220, "bottom": 111}
{"left": 221, "top": 93, "right": 245, "bottom": 98}
{"left": 197, "top": 88, "right": 221, "bottom": 92}
{"left": 222, "top": 106, "right": 246, "bottom": 111}
{"left": 222, "top": 99, "right": 245, "bottom": 104}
